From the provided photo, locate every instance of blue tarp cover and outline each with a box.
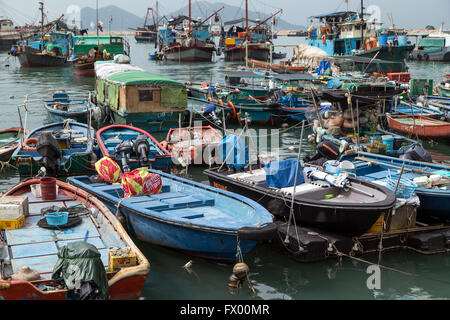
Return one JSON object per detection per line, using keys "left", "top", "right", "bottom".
{"left": 264, "top": 158, "right": 304, "bottom": 188}
{"left": 217, "top": 135, "right": 248, "bottom": 170}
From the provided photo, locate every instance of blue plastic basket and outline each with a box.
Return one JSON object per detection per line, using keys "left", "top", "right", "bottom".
{"left": 386, "top": 175, "right": 417, "bottom": 199}
{"left": 45, "top": 212, "right": 69, "bottom": 226}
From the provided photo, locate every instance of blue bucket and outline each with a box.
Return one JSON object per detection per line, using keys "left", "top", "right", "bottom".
{"left": 379, "top": 34, "right": 387, "bottom": 46}
{"left": 386, "top": 175, "right": 417, "bottom": 199}
{"left": 45, "top": 212, "right": 69, "bottom": 226}
{"left": 398, "top": 35, "right": 407, "bottom": 46}
{"left": 382, "top": 135, "right": 395, "bottom": 152}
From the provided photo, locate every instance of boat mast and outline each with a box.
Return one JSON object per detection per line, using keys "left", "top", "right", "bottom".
{"left": 245, "top": 0, "right": 248, "bottom": 39}
{"left": 96, "top": 0, "right": 99, "bottom": 47}
{"left": 360, "top": 0, "right": 364, "bottom": 49}
{"left": 39, "top": 1, "right": 44, "bottom": 37}
{"left": 188, "top": 0, "right": 191, "bottom": 34}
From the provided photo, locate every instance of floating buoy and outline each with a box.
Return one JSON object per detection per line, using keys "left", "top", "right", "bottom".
{"left": 232, "top": 262, "right": 249, "bottom": 280}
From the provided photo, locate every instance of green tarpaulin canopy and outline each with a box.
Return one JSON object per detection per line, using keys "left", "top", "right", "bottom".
{"left": 107, "top": 71, "right": 185, "bottom": 87}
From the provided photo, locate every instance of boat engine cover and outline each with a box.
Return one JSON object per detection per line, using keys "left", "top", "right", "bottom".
{"left": 401, "top": 144, "right": 432, "bottom": 163}
{"left": 36, "top": 131, "right": 62, "bottom": 176}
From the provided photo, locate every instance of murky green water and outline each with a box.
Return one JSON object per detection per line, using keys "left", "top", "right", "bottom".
{"left": 0, "top": 36, "right": 449, "bottom": 300}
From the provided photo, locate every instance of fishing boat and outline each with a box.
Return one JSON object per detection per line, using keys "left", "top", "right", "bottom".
{"left": 67, "top": 170, "right": 276, "bottom": 261}
{"left": 223, "top": 1, "right": 280, "bottom": 62}
{"left": 386, "top": 113, "right": 450, "bottom": 139}
{"left": 43, "top": 91, "right": 94, "bottom": 123}
{"left": 97, "top": 124, "right": 172, "bottom": 171}
{"left": 340, "top": 152, "right": 450, "bottom": 222}
{"left": 10, "top": 121, "right": 96, "bottom": 177}
{"left": 93, "top": 62, "right": 188, "bottom": 132}
{"left": 204, "top": 161, "right": 396, "bottom": 236}
{"left": 134, "top": 7, "right": 158, "bottom": 43}
{"left": 0, "top": 128, "right": 28, "bottom": 162}
{"left": 0, "top": 179, "right": 149, "bottom": 300}
{"left": 11, "top": 3, "right": 72, "bottom": 67}
{"left": 306, "top": 4, "right": 413, "bottom": 73}
{"left": 162, "top": 126, "right": 223, "bottom": 166}
{"left": 72, "top": 35, "right": 130, "bottom": 77}
{"left": 159, "top": 4, "right": 223, "bottom": 62}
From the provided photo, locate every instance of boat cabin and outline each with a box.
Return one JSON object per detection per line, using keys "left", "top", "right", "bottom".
{"left": 72, "top": 35, "right": 130, "bottom": 57}
{"left": 95, "top": 62, "right": 187, "bottom": 115}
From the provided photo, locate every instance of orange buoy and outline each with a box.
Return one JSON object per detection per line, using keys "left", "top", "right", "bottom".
{"left": 227, "top": 101, "right": 237, "bottom": 119}
{"left": 22, "top": 137, "right": 38, "bottom": 151}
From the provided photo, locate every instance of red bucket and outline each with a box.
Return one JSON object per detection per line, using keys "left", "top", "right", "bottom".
{"left": 40, "top": 177, "right": 57, "bottom": 201}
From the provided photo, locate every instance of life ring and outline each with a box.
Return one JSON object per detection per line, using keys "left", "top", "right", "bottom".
{"left": 227, "top": 101, "right": 237, "bottom": 119}
{"left": 23, "top": 138, "right": 38, "bottom": 151}
{"left": 322, "top": 34, "right": 326, "bottom": 44}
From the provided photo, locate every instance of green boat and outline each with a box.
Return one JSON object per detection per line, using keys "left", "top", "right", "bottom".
{"left": 72, "top": 35, "right": 130, "bottom": 76}
{"left": 0, "top": 128, "right": 27, "bottom": 162}
{"left": 94, "top": 62, "right": 188, "bottom": 132}
{"left": 10, "top": 121, "right": 96, "bottom": 177}
{"left": 438, "top": 82, "right": 450, "bottom": 97}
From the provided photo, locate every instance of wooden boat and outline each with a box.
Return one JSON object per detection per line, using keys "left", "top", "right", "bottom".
{"left": 0, "top": 179, "right": 149, "bottom": 300}
{"left": 386, "top": 113, "right": 450, "bottom": 139}
{"left": 10, "top": 121, "right": 96, "bottom": 177}
{"left": 341, "top": 152, "right": 450, "bottom": 222}
{"left": 43, "top": 91, "right": 94, "bottom": 124}
{"left": 392, "top": 102, "right": 444, "bottom": 119}
{"left": 163, "top": 126, "right": 223, "bottom": 166}
{"left": 68, "top": 170, "right": 276, "bottom": 261}
{"left": 0, "top": 128, "right": 27, "bottom": 162}
{"left": 94, "top": 62, "right": 187, "bottom": 132}
{"left": 97, "top": 124, "right": 172, "bottom": 171}
{"left": 204, "top": 163, "right": 396, "bottom": 236}
{"left": 246, "top": 58, "right": 308, "bottom": 74}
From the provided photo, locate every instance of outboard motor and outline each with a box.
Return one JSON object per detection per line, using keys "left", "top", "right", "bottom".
{"left": 36, "top": 132, "right": 62, "bottom": 177}
{"left": 203, "top": 103, "right": 222, "bottom": 127}
{"left": 115, "top": 140, "right": 133, "bottom": 172}
{"left": 303, "top": 139, "right": 341, "bottom": 166}
{"left": 133, "top": 134, "right": 150, "bottom": 169}
{"left": 401, "top": 144, "right": 432, "bottom": 163}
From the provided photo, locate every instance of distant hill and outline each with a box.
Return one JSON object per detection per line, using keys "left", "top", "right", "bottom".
{"left": 80, "top": 4, "right": 305, "bottom": 31}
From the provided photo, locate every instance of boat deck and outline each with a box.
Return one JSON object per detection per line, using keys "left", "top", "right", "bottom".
{"left": 1, "top": 191, "right": 127, "bottom": 280}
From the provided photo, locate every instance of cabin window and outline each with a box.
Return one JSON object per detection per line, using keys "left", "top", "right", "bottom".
{"left": 138, "top": 89, "right": 155, "bottom": 102}
{"left": 104, "top": 85, "right": 109, "bottom": 101}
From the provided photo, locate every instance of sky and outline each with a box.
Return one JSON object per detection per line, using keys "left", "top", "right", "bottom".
{"left": 1, "top": 0, "right": 449, "bottom": 30}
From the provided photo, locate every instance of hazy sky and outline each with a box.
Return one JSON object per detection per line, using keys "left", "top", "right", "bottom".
{"left": 1, "top": 0, "right": 449, "bottom": 30}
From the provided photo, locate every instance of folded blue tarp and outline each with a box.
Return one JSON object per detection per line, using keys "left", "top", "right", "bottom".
{"left": 264, "top": 158, "right": 304, "bottom": 188}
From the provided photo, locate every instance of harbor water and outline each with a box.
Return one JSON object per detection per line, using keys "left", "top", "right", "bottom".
{"left": 1, "top": 36, "right": 450, "bottom": 300}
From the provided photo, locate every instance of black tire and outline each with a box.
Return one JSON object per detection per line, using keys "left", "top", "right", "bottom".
{"left": 238, "top": 222, "right": 278, "bottom": 241}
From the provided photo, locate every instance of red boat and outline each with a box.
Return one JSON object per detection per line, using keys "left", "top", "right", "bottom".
{"left": 97, "top": 124, "right": 172, "bottom": 171}
{"left": 387, "top": 113, "right": 450, "bottom": 138}
{"left": 162, "top": 126, "right": 223, "bottom": 166}
{"left": 0, "top": 179, "right": 150, "bottom": 300}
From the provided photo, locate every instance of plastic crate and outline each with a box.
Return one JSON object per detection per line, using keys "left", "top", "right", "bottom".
{"left": 108, "top": 248, "right": 137, "bottom": 272}
{"left": 0, "top": 215, "right": 25, "bottom": 230}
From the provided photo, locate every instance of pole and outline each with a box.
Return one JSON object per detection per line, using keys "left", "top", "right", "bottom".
{"left": 284, "top": 121, "right": 305, "bottom": 244}
{"left": 188, "top": 0, "right": 191, "bottom": 34}
{"left": 96, "top": 0, "right": 99, "bottom": 47}
{"left": 40, "top": 2, "right": 44, "bottom": 37}
{"left": 360, "top": 0, "right": 364, "bottom": 50}
{"left": 245, "top": 0, "right": 248, "bottom": 38}
{"left": 244, "top": 113, "right": 252, "bottom": 174}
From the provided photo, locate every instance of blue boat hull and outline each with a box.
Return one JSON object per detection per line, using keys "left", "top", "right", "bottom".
{"left": 46, "top": 110, "right": 88, "bottom": 123}
{"left": 68, "top": 172, "right": 275, "bottom": 261}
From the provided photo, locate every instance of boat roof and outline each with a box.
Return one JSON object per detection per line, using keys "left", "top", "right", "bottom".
{"left": 107, "top": 70, "right": 185, "bottom": 87}
{"left": 272, "top": 73, "right": 315, "bottom": 81}
{"left": 309, "top": 11, "right": 358, "bottom": 19}
{"left": 220, "top": 70, "right": 265, "bottom": 78}
{"left": 95, "top": 62, "right": 145, "bottom": 80}
{"left": 74, "top": 35, "right": 123, "bottom": 44}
